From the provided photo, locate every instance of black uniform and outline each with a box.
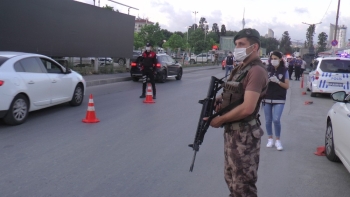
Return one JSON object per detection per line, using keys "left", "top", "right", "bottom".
{"left": 140, "top": 50, "right": 157, "bottom": 98}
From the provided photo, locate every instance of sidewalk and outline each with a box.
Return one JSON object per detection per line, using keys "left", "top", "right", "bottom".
{"left": 83, "top": 64, "right": 221, "bottom": 87}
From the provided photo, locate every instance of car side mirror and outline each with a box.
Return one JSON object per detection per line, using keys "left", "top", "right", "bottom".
{"left": 331, "top": 91, "right": 347, "bottom": 102}
{"left": 65, "top": 68, "right": 72, "bottom": 74}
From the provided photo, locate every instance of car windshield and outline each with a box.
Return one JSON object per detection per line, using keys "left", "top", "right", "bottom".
{"left": 0, "top": 56, "right": 9, "bottom": 67}
{"left": 320, "top": 59, "right": 350, "bottom": 73}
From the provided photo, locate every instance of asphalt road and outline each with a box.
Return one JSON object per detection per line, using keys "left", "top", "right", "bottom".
{"left": 1, "top": 68, "right": 350, "bottom": 197}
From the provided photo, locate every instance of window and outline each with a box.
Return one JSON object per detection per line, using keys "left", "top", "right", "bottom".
{"left": 39, "top": 58, "right": 63, "bottom": 74}
{"left": 0, "top": 56, "right": 9, "bottom": 67}
{"left": 320, "top": 60, "right": 350, "bottom": 73}
{"left": 14, "top": 62, "right": 25, "bottom": 72}
{"left": 166, "top": 56, "right": 175, "bottom": 63}
{"left": 19, "top": 57, "right": 44, "bottom": 73}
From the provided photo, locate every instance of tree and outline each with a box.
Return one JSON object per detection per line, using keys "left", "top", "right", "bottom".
{"left": 279, "top": 31, "right": 293, "bottom": 54}
{"left": 317, "top": 32, "right": 328, "bottom": 53}
{"left": 265, "top": 37, "right": 280, "bottom": 54}
{"left": 206, "top": 31, "right": 220, "bottom": 44}
{"left": 221, "top": 25, "right": 227, "bottom": 36}
{"left": 133, "top": 32, "right": 144, "bottom": 50}
{"left": 226, "top": 30, "right": 238, "bottom": 37}
{"left": 164, "top": 34, "right": 185, "bottom": 51}
{"left": 161, "top": 29, "right": 173, "bottom": 42}
{"left": 139, "top": 23, "right": 165, "bottom": 47}
{"left": 174, "top": 31, "right": 185, "bottom": 38}
{"left": 198, "top": 17, "right": 207, "bottom": 30}
{"left": 306, "top": 24, "right": 316, "bottom": 48}
{"left": 212, "top": 23, "right": 220, "bottom": 38}
{"left": 102, "top": 5, "right": 114, "bottom": 11}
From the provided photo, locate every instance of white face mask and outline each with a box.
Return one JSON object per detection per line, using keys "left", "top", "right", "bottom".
{"left": 234, "top": 44, "right": 254, "bottom": 62}
{"left": 146, "top": 47, "right": 151, "bottom": 52}
{"left": 271, "top": 60, "right": 280, "bottom": 67}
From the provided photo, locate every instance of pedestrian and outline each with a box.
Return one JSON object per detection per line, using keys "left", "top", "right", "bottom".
{"left": 288, "top": 57, "right": 294, "bottom": 80}
{"left": 214, "top": 52, "right": 219, "bottom": 65}
{"left": 139, "top": 42, "right": 157, "bottom": 99}
{"left": 294, "top": 56, "right": 302, "bottom": 80}
{"left": 263, "top": 51, "right": 290, "bottom": 151}
{"left": 205, "top": 28, "right": 268, "bottom": 197}
{"left": 301, "top": 58, "right": 307, "bottom": 76}
{"left": 224, "top": 51, "right": 235, "bottom": 80}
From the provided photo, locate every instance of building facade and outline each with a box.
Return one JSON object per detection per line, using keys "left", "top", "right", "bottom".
{"left": 265, "top": 28, "right": 274, "bottom": 38}
{"left": 134, "top": 17, "right": 154, "bottom": 33}
{"left": 328, "top": 23, "right": 347, "bottom": 48}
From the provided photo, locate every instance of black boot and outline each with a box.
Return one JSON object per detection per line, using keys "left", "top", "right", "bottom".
{"left": 140, "top": 94, "right": 145, "bottom": 98}
{"left": 153, "top": 95, "right": 156, "bottom": 99}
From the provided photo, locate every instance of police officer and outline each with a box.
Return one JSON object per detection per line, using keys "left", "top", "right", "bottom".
{"left": 294, "top": 56, "right": 302, "bottom": 80}
{"left": 206, "top": 28, "right": 268, "bottom": 197}
{"left": 288, "top": 58, "right": 295, "bottom": 80}
{"left": 139, "top": 43, "right": 157, "bottom": 99}
{"left": 224, "top": 51, "right": 235, "bottom": 80}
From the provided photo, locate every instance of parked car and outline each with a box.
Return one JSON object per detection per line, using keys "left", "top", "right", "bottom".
{"left": 0, "top": 51, "right": 86, "bottom": 125}
{"left": 195, "top": 53, "right": 213, "bottom": 63}
{"left": 52, "top": 56, "right": 92, "bottom": 67}
{"left": 130, "top": 53, "right": 182, "bottom": 83}
{"left": 325, "top": 91, "right": 350, "bottom": 173}
{"left": 91, "top": 57, "right": 113, "bottom": 66}
{"left": 307, "top": 57, "right": 350, "bottom": 97}
{"left": 131, "top": 51, "right": 141, "bottom": 62}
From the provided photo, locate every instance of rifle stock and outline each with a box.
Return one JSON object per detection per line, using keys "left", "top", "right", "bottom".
{"left": 189, "top": 76, "right": 223, "bottom": 172}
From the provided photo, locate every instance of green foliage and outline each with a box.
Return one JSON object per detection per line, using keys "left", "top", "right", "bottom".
{"left": 165, "top": 34, "right": 185, "bottom": 50}
{"left": 226, "top": 30, "right": 238, "bottom": 37}
{"left": 102, "top": 5, "right": 114, "bottom": 11}
{"left": 317, "top": 32, "right": 328, "bottom": 53}
{"left": 193, "top": 40, "right": 210, "bottom": 54}
{"left": 139, "top": 23, "right": 165, "bottom": 47}
{"left": 161, "top": 29, "right": 173, "bottom": 42}
{"left": 306, "top": 24, "right": 316, "bottom": 48}
{"left": 279, "top": 31, "right": 293, "bottom": 54}
{"left": 265, "top": 37, "right": 280, "bottom": 54}
{"left": 133, "top": 32, "right": 144, "bottom": 50}
{"left": 188, "top": 29, "right": 205, "bottom": 48}
{"left": 206, "top": 32, "right": 219, "bottom": 43}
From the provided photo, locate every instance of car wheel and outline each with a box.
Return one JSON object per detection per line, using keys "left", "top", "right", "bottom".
{"left": 69, "top": 84, "right": 84, "bottom": 106}
{"left": 175, "top": 68, "right": 182, "bottom": 80}
{"left": 190, "top": 59, "right": 195, "bottom": 64}
{"left": 325, "top": 120, "right": 340, "bottom": 162}
{"left": 117, "top": 58, "right": 125, "bottom": 66}
{"left": 159, "top": 70, "right": 167, "bottom": 83}
{"left": 3, "top": 94, "right": 29, "bottom": 125}
{"left": 132, "top": 77, "right": 139, "bottom": 82}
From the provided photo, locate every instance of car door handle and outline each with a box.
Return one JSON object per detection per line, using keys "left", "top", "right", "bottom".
{"left": 28, "top": 81, "right": 35, "bottom": 84}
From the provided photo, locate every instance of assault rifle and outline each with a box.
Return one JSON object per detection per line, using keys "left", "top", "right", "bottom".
{"left": 188, "top": 76, "right": 224, "bottom": 172}
{"left": 188, "top": 71, "right": 249, "bottom": 172}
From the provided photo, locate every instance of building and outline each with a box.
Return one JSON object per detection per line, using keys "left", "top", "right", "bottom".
{"left": 265, "top": 28, "right": 274, "bottom": 38}
{"left": 134, "top": 17, "right": 154, "bottom": 33}
{"left": 328, "top": 23, "right": 347, "bottom": 48}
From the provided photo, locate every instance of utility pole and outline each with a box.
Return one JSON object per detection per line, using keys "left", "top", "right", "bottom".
{"left": 242, "top": 8, "right": 245, "bottom": 29}
{"left": 193, "top": 11, "right": 198, "bottom": 30}
{"left": 334, "top": 0, "right": 341, "bottom": 41}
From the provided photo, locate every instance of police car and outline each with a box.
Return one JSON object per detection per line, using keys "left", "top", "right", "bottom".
{"left": 307, "top": 57, "right": 350, "bottom": 97}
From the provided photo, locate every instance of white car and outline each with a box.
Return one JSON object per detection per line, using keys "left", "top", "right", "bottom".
{"left": 0, "top": 51, "right": 86, "bottom": 125}
{"left": 326, "top": 91, "right": 350, "bottom": 173}
{"left": 307, "top": 57, "right": 350, "bottom": 97}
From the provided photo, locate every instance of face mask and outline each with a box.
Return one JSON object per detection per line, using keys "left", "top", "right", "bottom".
{"left": 234, "top": 44, "right": 254, "bottom": 62}
{"left": 271, "top": 60, "right": 280, "bottom": 67}
{"left": 146, "top": 47, "right": 151, "bottom": 52}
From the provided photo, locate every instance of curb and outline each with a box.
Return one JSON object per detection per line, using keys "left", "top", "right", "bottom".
{"left": 85, "top": 66, "right": 219, "bottom": 87}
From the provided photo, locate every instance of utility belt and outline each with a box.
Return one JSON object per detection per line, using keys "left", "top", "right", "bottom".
{"left": 224, "top": 115, "right": 261, "bottom": 131}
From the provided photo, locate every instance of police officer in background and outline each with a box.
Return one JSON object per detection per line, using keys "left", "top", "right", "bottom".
{"left": 294, "top": 56, "right": 302, "bottom": 80}
{"left": 288, "top": 57, "right": 295, "bottom": 80}
{"left": 206, "top": 28, "right": 268, "bottom": 197}
{"left": 224, "top": 51, "right": 235, "bottom": 80}
{"left": 139, "top": 43, "right": 157, "bottom": 99}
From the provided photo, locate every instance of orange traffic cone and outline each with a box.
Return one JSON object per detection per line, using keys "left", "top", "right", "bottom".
{"left": 82, "top": 94, "right": 100, "bottom": 123}
{"left": 143, "top": 83, "right": 155, "bottom": 103}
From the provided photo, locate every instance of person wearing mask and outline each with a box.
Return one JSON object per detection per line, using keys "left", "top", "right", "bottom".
{"left": 205, "top": 28, "right": 268, "bottom": 196}
{"left": 224, "top": 51, "right": 235, "bottom": 80}
{"left": 263, "top": 51, "right": 290, "bottom": 151}
{"left": 139, "top": 42, "right": 157, "bottom": 99}
{"left": 301, "top": 58, "right": 307, "bottom": 77}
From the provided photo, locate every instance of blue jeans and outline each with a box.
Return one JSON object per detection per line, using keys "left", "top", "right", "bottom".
{"left": 225, "top": 65, "right": 233, "bottom": 79}
{"left": 263, "top": 103, "right": 285, "bottom": 138}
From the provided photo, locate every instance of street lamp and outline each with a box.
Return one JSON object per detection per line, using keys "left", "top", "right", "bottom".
{"left": 204, "top": 22, "right": 209, "bottom": 41}
{"left": 193, "top": 11, "right": 198, "bottom": 30}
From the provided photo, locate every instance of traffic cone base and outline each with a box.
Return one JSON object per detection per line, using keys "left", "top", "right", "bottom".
{"left": 314, "top": 146, "right": 326, "bottom": 156}
{"left": 82, "top": 94, "right": 100, "bottom": 123}
{"left": 143, "top": 83, "right": 155, "bottom": 103}
{"left": 302, "top": 92, "right": 306, "bottom": 95}
{"left": 304, "top": 101, "right": 313, "bottom": 105}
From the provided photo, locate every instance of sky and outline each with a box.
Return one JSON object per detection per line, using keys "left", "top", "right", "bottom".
{"left": 75, "top": 0, "right": 350, "bottom": 44}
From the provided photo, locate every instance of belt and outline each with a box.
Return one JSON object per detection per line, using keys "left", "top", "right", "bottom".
{"left": 225, "top": 119, "right": 257, "bottom": 131}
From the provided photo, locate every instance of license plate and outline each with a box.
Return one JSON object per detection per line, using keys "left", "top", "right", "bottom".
{"left": 328, "top": 82, "right": 343, "bottom": 87}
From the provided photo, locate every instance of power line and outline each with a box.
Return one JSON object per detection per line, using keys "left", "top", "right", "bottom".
{"left": 319, "top": 0, "right": 333, "bottom": 23}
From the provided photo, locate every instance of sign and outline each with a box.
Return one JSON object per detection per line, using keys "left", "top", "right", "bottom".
{"left": 331, "top": 40, "right": 338, "bottom": 47}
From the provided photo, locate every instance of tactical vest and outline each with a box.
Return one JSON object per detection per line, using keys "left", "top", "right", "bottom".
{"left": 226, "top": 56, "right": 234, "bottom": 65}
{"left": 264, "top": 65, "right": 287, "bottom": 103}
{"left": 221, "top": 59, "right": 266, "bottom": 124}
